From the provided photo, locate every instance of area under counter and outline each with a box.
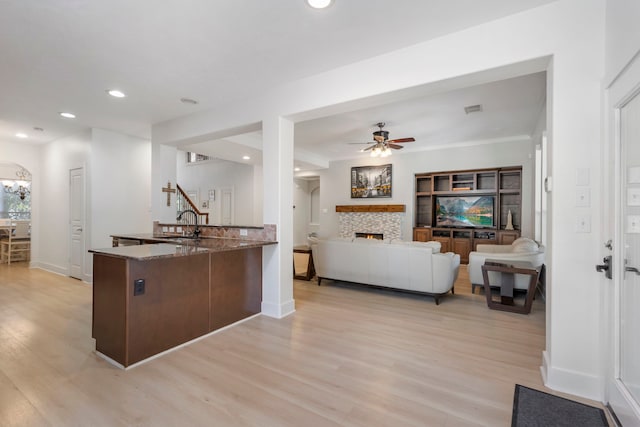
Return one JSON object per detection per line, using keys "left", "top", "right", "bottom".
{"left": 90, "top": 242, "right": 268, "bottom": 368}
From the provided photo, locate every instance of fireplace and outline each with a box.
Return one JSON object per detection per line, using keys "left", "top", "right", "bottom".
{"left": 338, "top": 210, "right": 403, "bottom": 240}
{"left": 355, "top": 232, "right": 383, "bottom": 240}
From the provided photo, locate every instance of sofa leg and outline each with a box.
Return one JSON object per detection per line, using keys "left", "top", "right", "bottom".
{"left": 471, "top": 283, "right": 476, "bottom": 294}
{"left": 317, "top": 277, "right": 322, "bottom": 286}
{"left": 434, "top": 296, "right": 440, "bottom": 305}
{"left": 451, "top": 285, "right": 455, "bottom": 295}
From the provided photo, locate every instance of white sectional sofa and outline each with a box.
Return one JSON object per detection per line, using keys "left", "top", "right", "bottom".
{"left": 311, "top": 237, "right": 460, "bottom": 304}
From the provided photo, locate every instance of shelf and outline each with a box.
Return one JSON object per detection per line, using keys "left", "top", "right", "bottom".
{"left": 336, "top": 204, "right": 406, "bottom": 213}
{"left": 414, "top": 167, "right": 521, "bottom": 261}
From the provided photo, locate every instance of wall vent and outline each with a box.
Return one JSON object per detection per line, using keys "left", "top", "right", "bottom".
{"left": 464, "top": 104, "right": 483, "bottom": 114}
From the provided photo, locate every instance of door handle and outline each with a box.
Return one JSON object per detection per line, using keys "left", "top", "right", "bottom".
{"left": 625, "top": 266, "right": 640, "bottom": 276}
{"left": 596, "top": 256, "right": 612, "bottom": 279}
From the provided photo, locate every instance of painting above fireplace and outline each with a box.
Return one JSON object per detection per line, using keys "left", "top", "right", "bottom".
{"left": 351, "top": 164, "right": 392, "bottom": 198}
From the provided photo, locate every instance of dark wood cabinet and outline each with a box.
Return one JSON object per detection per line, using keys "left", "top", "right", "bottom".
{"left": 413, "top": 228, "right": 432, "bottom": 242}
{"left": 413, "top": 167, "right": 522, "bottom": 262}
{"left": 92, "top": 248, "right": 262, "bottom": 368}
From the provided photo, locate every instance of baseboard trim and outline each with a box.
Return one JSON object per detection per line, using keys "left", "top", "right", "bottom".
{"left": 261, "top": 299, "right": 296, "bottom": 319}
{"left": 30, "top": 261, "right": 68, "bottom": 277}
{"left": 543, "top": 354, "right": 604, "bottom": 401}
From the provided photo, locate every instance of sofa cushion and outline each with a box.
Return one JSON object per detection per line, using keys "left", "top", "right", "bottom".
{"left": 511, "top": 237, "right": 539, "bottom": 253}
{"left": 353, "top": 237, "right": 386, "bottom": 244}
{"left": 328, "top": 236, "right": 353, "bottom": 242}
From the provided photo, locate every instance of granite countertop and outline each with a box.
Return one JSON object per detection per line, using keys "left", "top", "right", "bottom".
{"left": 90, "top": 234, "right": 277, "bottom": 260}
{"left": 89, "top": 243, "right": 210, "bottom": 260}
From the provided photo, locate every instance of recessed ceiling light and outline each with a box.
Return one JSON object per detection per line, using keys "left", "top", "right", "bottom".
{"left": 307, "top": 0, "right": 332, "bottom": 8}
{"left": 106, "top": 89, "right": 126, "bottom": 98}
{"left": 294, "top": 167, "right": 301, "bottom": 172}
{"left": 180, "top": 97, "right": 198, "bottom": 105}
{"left": 242, "top": 155, "right": 251, "bottom": 160}
{"left": 15, "top": 133, "right": 28, "bottom": 139}
{"left": 59, "top": 112, "right": 76, "bottom": 119}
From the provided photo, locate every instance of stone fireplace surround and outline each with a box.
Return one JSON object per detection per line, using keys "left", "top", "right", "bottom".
{"left": 338, "top": 211, "right": 404, "bottom": 240}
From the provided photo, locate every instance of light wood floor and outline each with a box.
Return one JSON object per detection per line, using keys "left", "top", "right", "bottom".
{"left": 0, "top": 262, "right": 606, "bottom": 426}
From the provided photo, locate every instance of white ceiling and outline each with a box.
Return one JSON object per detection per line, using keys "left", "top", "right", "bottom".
{"left": 1, "top": 0, "right": 554, "bottom": 164}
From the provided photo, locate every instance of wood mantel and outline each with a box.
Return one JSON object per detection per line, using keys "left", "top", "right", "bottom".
{"left": 335, "top": 204, "right": 405, "bottom": 213}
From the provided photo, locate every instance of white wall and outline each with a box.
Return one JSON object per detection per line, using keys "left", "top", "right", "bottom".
{"left": 153, "top": 0, "right": 607, "bottom": 400}
{"left": 605, "top": 0, "right": 640, "bottom": 85}
{"left": 176, "top": 154, "right": 259, "bottom": 226}
{"left": 4, "top": 129, "right": 151, "bottom": 281}
{"left": 90, "top": 129, "right": 152, "bottom": 250}
{"left": 318, "top": 140, "right": 535, "bottom": 241}
{"left": 38, "top": 130, "right": 92, "bottom": 275}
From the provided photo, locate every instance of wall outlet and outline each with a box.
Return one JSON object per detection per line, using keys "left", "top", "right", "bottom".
{"left": 240, "top": 229, "right": 248, "bottom": 236}
{"left": 134, "top": 279, "right": 145, "bottom": 296}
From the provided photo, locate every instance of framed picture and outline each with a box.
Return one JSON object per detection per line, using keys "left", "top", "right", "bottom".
{"left": 351, "top": 164, "right": 392, "bottom": 198}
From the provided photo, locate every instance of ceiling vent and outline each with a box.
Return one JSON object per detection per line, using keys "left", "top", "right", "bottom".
{"left": 464, "top": 104, "right": 483, "bottom": 114}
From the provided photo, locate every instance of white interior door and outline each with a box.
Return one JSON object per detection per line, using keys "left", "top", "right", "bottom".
{"left": 606, "top": 59, "right": 640, "bottom": 425}
{"left": 69, "top": 168, "right": 85, "bottom": 280}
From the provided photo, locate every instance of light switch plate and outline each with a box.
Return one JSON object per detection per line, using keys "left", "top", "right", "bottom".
{"left": 576, "top": 188, "right": 591, "bottom": 207}
{"left": 629, "top": 166, "right": 640, "bottom": 184}
{"left": 628, "top": 188, "right": 640, "bottom": 206}
{"left": 627, "top": 215, "right": 640, "bottom": 233}
{"left": 576, "top": 168, "right": 590, "bottom": 186}
{"left": 576, "top": 215, "right": 591, "bottom": 233}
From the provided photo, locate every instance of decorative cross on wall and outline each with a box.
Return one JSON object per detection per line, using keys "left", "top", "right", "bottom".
{"left": 162, "top": 181, "right": 176, "bottom": 206}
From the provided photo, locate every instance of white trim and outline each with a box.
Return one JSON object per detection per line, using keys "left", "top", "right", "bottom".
{"left": 544, "top": 362, "right": 604, "bottom": 402}
{"left": 97, "top": 313, "right": 263, "bottom": 370}
{"left": 609, "top": 378, "right": 640, "bottom": 425}
{"left": 30, "top": 261, "right": 69, "bottom": 277}
{"left": 261, "top": 299, "right": 295, "bottom": 319}
{"left": 603, "top": 49, "right": 640, "bottom": 424}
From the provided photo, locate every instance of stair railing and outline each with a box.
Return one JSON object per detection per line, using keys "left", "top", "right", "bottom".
{"left": 176, "top": 184, "right": 210, "bottom": 225}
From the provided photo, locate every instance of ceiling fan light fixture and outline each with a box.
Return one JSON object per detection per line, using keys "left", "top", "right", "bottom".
{"left": 307, "top": 0, "right": 332, "bottom": 9}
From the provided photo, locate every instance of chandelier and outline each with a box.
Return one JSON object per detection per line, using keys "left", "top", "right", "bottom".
{"left": 2, "top": 167, "right": 31, "bottom": 200}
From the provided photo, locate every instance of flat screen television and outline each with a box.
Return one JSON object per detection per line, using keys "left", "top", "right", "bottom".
{"left": 435, "top": 195, "right": 494, "bottom": 228}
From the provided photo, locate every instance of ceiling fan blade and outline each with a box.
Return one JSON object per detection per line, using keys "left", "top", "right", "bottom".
{"left": 388, "top": 143, "right": 404, "bottom": 149}
{"left": 362, "top": 145, "right": 375, "bottom": 151}
{"left": 387, "top": 137, "right": 415, "bottom": 143}
{"left": 347, "top": 142, "right": 374, "bottom": 145}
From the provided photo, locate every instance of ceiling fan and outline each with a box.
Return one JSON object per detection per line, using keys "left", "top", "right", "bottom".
{"left": 353, "top": 122, "right": 415, "bottom": 157}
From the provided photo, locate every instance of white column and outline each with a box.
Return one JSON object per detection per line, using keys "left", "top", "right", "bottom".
{"left": 261, "top": 116, "right": 295, "bottom": 318}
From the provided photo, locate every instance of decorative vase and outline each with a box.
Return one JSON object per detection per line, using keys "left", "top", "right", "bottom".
{"left": 505, "top": 209, "right": 514, "bottom": 230}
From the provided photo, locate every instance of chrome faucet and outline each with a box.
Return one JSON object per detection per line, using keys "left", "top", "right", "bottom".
{"left": 176, "top": 209, "right": 201, "bottom": 239}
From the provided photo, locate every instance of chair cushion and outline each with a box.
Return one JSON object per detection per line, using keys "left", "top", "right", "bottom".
{"left": 511, "top": 237, "right": 539, "bottom": 253}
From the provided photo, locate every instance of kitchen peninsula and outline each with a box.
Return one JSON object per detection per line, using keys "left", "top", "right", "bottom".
{"left": 90, "top": 226, "right": 276, "bottom": 368}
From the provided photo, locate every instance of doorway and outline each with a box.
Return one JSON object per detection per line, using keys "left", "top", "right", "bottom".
{"left": 604, "top": 57, "right": 640, "bottom": 424}
{"left": 69, "top": 168, "right": 85, "bottom": 280}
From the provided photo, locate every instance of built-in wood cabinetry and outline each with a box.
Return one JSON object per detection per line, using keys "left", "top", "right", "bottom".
{"left": 413, "top": 167, "right": 522, "bottom": 263}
